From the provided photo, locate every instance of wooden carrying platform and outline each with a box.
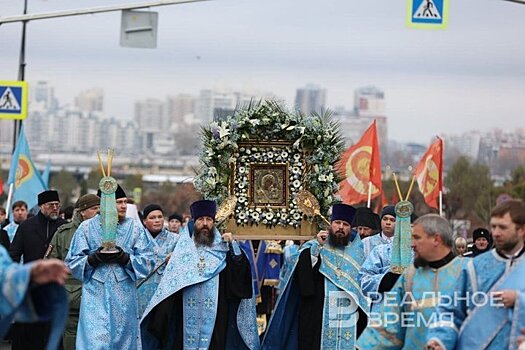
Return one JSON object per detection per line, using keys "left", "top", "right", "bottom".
{"left": 228, "top": 218, "right": 318, "bottom": 240}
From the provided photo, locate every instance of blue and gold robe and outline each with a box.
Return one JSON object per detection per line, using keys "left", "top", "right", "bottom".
{"left": 357, "top": 255, "right": 464, "bottom": 349}
{"left": 262, "top": 236, "right": 369, "bottom": 350}
{"left": 0, "top": 245, "right": 68, "bottom": 350}
{"left": 65, "top": 215, "right": 154, "bottom": 350}
{"left": 359, "top": 243, "right": 392, "bottom": 303}
{"left": 137, "top": 228, "right": 179, "bottom": 317}
{"left": 140, "top": 226, "right": 260, "bottom": 350}
{"left": 427, "top": 249, "right": 525, "bottom": 350}
{"left": 362, "top": 233, "right": 391, "bottom": 257}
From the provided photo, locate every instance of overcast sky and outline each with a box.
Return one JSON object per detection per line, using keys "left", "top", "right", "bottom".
{"left": 1, "top": 0, "right": 524, "bottom": 143}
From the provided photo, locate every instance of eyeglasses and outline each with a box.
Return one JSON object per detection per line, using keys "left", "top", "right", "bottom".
{"left": 44, "top": 202, "right": 61, "bottom": 209}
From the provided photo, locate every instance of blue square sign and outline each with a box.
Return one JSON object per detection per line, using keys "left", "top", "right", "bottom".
{"left": 407, "top": 0, "right": 449, "bottom": 29}
{"left": 0, "top": 81, "right": 28, "bottom": 120}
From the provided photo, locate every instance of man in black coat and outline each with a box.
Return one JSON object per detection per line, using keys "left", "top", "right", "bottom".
{"left": 0, "top": 229, "right": 9, "bottom": 250}
{"left": 9, "top": 190, "right": 66, "bottom": 263}
{"left": 8, "top": 190, "right": 67, "bottom": 350}
{"left": 463, "top": 227, "right": 492, "bottom": 258}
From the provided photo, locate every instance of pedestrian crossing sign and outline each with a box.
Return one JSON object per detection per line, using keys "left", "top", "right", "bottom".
{"left": 407, "top": 0, "right": 449, "bottom": 30}
{"left": 0, "top": 80, "right": 28, "bottom": 120}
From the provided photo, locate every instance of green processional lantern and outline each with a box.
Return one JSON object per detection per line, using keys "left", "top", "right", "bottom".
{"left": 97, "top": 150, "right": 119, "bottom": 253}
{"left": 390, "top": 173, "right": 415, "bottom": 274}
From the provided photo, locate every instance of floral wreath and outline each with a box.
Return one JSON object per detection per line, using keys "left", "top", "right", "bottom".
{"left": 193, "top": 100, "right": 344, "bottom": 228}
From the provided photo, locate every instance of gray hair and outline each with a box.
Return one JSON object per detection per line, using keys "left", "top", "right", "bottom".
{"left": 413, "top": 214, "right": 453, "bottom": 248}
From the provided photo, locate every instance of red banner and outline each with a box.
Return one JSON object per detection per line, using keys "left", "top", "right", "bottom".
{"left": 337, "top": 120, "right": 382, "bottom": 205}
{"left": 414, "top": 137, "right": 443, "bottom": 209}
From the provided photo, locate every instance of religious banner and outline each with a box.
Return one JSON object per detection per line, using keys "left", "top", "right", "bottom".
{"left": 414, "top": 137, "right": 443, "bottom": 209}
{"left": 337, "top": 120, "right": 382, "bottom": 205}
{"left": 7, "top": 125, "right": 47, "bottom": 210}
{"left": 194, "top": 101, "right": 344, "bottom": 239}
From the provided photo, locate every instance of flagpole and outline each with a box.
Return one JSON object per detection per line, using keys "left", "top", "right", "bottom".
{"left": 5, "top": 184, "right": 14, "bottom": 220}
{"left": 12, "top": 0, "right": 28, "bottom": 151}
{"left": 366, "top": 181, "right": 372, "bottom": 208}
{"left": 439, "top": 190, "right": 443, "bottom": 216}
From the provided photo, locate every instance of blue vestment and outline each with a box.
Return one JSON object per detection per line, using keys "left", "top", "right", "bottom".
{"left": 239, "top": 240, "right": 261, "bottom": 302}
{"left": 137, "top": 228, "right": 179, "bottom": 317}
{"left": 262, "top": 236, "right": 369, "bottom": 350}
{"left": 357, "top": 256, "right": 464, "bottom": 349}
{"left": 359, "top": 243, "right": 392, "bottom": 302}
{"left": 0, "top": 245, "right": 68, "bottom": 350}
{"left": 256, "top": 240, "right": 282, "bottom": 287}
{"left": 427, "top": 249, "right": 525, "bottom": 350}
{"left": 362, "top": 233, "right": 391, "bottom": 257}
{"left": 278, "top": 242, "right": 300, "bottom": 291}
{"left": 140, "top": 226, "right": 260, "bottom": 350}
{"left": 65, "top": 215, "right": 154, "bottom": 350}
{"left": 3, "top": 222, "right": 19, "bottom": 242}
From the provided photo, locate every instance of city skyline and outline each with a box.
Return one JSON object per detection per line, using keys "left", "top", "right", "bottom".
{"left": 1, "top": 0, "right": 524, "bottom": 144}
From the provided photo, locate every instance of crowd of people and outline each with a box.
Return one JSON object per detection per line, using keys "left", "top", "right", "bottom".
{"left": 1, "top": 186, "right": 525, "bottom": 350}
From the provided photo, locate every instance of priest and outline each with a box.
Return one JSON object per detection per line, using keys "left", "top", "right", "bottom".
{"left": 140, "top": 199, "right": 259, "bottom": 350}
{"left": 262, "top": 203, "right": 368, "bottom": 350}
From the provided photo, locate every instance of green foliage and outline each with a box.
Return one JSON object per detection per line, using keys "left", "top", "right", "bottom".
{"left": 193, "top": 100, "right": 345, "bottom": 227}
{"left": 141, "top": 182, "right": 201, "bottom": 216}
{"left": 502, "top": 165, "right": 525, "bottom": 202}
{"left": 444, "top": 156, "right": 494, "bottom": 222}
{"left": 50, "top": 170, "right": 79, "bottom": 206}
{"left": 123, "top": 174, "right": 143, "bottom": 194}
{"left": 86, "top": 167, "right": 101, "bottom": 191}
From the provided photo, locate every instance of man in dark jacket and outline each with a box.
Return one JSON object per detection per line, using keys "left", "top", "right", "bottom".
{"left": 463, "top": 227, "right": 492, "bottom": 258}
{"left": 49, "top": 193, "right": 100, "bottom": 350}
{"left": 0, "top": 229, "right": 9, "bottom": 249}
{"left": 8, "top": 189, "right": 67, "bottom": 350}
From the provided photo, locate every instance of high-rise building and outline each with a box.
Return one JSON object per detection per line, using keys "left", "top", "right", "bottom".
{"left": 354, "top": 86, "right": 385, "bottom": 117}
{"left": 195, "top": 89, "right": 237, "bottom": 122}
{"left": 445, "top": 132, "right": 482, "bottom": 161}
{"left": 31, "top": 81, "right": 58, "bottom": 111}
{"left": 334, "top": 86, "right": 388, "bottom": 164}
{"left": 134, "top": 98, "right": 165, "bottom": 131}
{"left": 0, "top": 121, "right": 14, "bottom": 153}
{"left": 75, "top": 88, "right": 104, "bottom": 113}
{"left": 294, "top": 84, "right": 326, "bottom": 115}
{"left": 166, "top": 94, "right": 194, "bottom": 128}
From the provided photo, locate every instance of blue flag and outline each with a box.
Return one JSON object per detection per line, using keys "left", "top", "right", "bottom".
{"left": 7, "top": 125, "right": 47, "bottom": 210}
{"left": 41, "top": 159, "right": 51, "bottom": 188}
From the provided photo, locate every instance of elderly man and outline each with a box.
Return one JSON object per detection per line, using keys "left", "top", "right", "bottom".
{"left": 141, "top": 199, "right": 259, "bottom": 350}
{"left": 0, "top": 245, "right": 69, "bottom": 349}
{"left": 65, "top": 185, "right": 154, "bottom": 349}
{"left": 427, "top": 200, "right": 525, "bottom": 350}
{"left": 48, "top": 193, "right": 100, "bottom": 350}
{"left": 137, "top": 204, "right": 179, "bottom": 316}
{"left": 263, "top": 203, "right": 368, "bottom": 350}
{"left": 8, "top": 190, "right": 67, "bottom": 350}
{"left": 357, "top": 214, "right": 464, "bottom": 349}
